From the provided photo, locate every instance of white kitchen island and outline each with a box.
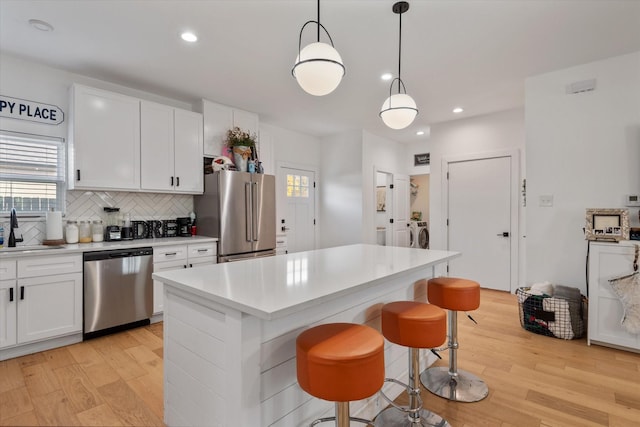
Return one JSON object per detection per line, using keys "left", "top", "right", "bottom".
{"left": 153, "top": 244, "right": 459, "bottom": 427}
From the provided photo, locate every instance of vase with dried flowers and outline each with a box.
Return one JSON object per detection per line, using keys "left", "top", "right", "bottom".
{"left": 225, "top": 127, "right": 257, "bottom": 172}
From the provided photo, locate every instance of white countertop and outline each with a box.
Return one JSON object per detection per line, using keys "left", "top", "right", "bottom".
{"left": 0, "top": 236, "right": 217, "bottom": 259}
{"left": 153, "top": 244, "right": 460, "bottom": 320}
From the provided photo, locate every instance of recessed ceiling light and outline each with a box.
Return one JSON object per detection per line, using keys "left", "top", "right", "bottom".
{"left": 28, "top": 19, "right": 54, "bottom": 32}
{"left": 180, "top": 32, "right": 198, "bottom": 42}
{"left": 381, "top": 73, "right": 393, "bottom": 81}
{"left": 453, "top": 107, "right": 464, "bottom": 114}
{"left": 416, "top": 131, "right": 425, "bottom": 136}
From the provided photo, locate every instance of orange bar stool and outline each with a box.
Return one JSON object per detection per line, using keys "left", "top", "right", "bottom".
{"left": 297, "top": 323, "right": 385, "bottom": 427}
{"left": 374, "top": 301, "right": 449, "bottom": 426}
{"left": 420, "top": 277, "right": 488, "bottom": 403}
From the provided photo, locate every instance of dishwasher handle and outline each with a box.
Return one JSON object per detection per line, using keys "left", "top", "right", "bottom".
{"left": 83, "top": 247, "right": 153, "bottom": 262}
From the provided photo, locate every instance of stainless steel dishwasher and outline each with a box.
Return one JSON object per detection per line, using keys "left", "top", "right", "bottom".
{"left": 83, "top": 247, "right": 153, "bottom": 339}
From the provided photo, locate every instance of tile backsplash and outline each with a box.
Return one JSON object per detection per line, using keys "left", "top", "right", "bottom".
{"left": 3, "top": 190, "right": 194, "bottom": 245}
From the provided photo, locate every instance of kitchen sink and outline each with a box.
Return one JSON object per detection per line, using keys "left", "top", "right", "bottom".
{"left": 0, "top": 244, "right": 66, "bottom": 253}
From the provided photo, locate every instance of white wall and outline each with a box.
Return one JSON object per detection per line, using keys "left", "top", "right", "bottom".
{"left": 410, "top": 108, "right": 525, "bottom": 278}
{"left": 525, "top": 51, "right": 640, "bottom": 294}
{"left": 318, "top": 130, "right": 363, "bottom": 248}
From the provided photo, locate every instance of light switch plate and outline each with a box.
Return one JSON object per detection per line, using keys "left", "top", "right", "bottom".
{"left": 539, "top": 195, "right": 554, "bottom": 207}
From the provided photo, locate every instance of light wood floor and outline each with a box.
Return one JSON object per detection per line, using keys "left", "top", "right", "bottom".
{"left": 0, "top": 289, "right": 639, "bottom": 426}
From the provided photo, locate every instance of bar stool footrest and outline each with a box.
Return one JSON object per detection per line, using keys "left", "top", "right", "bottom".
{"left": 378, "top": 377, "right": 423, "bottom": 415}
{"left": 374, "top": 407, "right": 451, "bottom": 426}
{"left": 420, "top": 366, "right": 488, "bottom": 403}
{"left": 311, "top": 416, "right": 372, "bottom": 426}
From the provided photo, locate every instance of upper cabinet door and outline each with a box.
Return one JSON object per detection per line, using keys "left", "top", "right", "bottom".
{"left": 174, "top": 109, "right": 203, "bottom": 194}
{"left": 141, "top": 101, "right": 175, "bottom": 192}
{"left": 69, "top": 84, "right": 140, "bottom": 190}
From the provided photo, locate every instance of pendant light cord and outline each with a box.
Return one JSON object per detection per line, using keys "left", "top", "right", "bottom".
{"left": 317, "top": 0, "right": 321, "bottom": 42}
{"left": 398, "top": 8, "right": 402, "bottom": 93}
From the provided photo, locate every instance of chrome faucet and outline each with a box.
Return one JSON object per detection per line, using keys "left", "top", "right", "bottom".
{"left": 8, "top": 208, "right": 23, "bottom": 247}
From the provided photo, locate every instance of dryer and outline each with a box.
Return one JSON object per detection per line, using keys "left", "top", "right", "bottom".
{"left": 410, "top": 221, "right": 429, "bottom": 249}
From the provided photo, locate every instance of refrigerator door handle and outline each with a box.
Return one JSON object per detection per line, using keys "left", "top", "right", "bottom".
{"left": 252, "top": 181, "right": 259, "bottom": 242}
{"left": 245, "top": 182, "right": 253, "bottom": 242}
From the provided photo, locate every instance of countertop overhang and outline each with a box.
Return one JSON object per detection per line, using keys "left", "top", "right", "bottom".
{"left": 153, "top": 244, "right": 460, "bottom": 320}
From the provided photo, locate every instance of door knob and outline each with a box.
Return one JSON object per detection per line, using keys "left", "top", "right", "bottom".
{"left": 497, "top": 232, "right": 510, "bottom": 237}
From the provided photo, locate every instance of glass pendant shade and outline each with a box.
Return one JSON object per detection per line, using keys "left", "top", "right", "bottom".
{"left": 293, "top": 42, "right": 345, "bottom": 96}
{"left": 380, "top": 93, "right": 418, "bottom": 130}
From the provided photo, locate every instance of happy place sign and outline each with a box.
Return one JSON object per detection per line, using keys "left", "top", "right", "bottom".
{"left": 0, "top": 94, "right": 64, "bottom": 125}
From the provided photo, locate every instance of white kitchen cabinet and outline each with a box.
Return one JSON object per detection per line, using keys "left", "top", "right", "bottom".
{"left": 141, "top": 101, "right": 203, "bottom": 194}
{"left": 69, "top": 84, "right": 141, "bottom": 191}
{"left": 152, "top": 242, "right": 216, "bottom": 314}
{"left": 17, "top": 273, "right": 82, "bottom": 344}
{"left": 0, "top": 259, "right": 17, "bottom": 349}
{"left": 0, "top": 254, "right": 82, "bottom": 351}
{"left": 202, "top": 99, "right": 259, "bottom": 157}
{"left": 587, "top": 241, "right": 640, "bottom": 352}
{"left": 0, "top": 280, "right": 17, "bottom": 348}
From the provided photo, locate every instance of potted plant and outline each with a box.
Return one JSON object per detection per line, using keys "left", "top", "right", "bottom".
{"left": 225, "top": 127, "right": 257, "bottom": 172}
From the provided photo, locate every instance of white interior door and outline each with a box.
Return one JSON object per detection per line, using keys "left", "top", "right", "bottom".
{"left": 447, "top": 156, "right": 513, "bottom": 291}
{"left": 279, "top": 166, "right": 316, "bottom": 253}
{"left": 392, "top": 174, "right": 410, "bottom": 247}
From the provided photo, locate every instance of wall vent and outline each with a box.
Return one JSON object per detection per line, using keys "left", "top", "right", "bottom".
{"left": 566, "top": 78, "right": 597, "bottom": 95}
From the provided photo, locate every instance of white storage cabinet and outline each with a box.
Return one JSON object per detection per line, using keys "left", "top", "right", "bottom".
{"left": 587, "top": 241, "right": 640, "bottom": 352}
{"left": 0, "top": 259, "right": 17, "bottom": 348}
{"left": 69, "top": 84, "right": 141, "bottom": 191}
{"left": 201, "top": 99, "right": 259, "bottom": 157}
{"left": 141, "top": 101, "right": 203, "bottom": 194}
{"left": 152, "top": 243, "right": 216, "bottom": 314}
{"left": 0, "top": 254, "right": 82, "bottom": 351}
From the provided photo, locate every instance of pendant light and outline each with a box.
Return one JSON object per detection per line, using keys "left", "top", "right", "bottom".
{"left": 292, "top": 0, "right": 345, "bottom": 96}
{"left": 380, "top": 1, "right": 418, "bottom": 130}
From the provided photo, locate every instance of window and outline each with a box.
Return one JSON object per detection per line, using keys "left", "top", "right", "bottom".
{"left": 286, "top": 174, "right": 309, "bottom": 198}
{"left": 0, "top": 131, "right": 66, "bottom": 214}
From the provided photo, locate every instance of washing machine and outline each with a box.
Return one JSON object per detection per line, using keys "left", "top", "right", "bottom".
{"left": 410, "top": 221, "right": 429, "bottom": 249}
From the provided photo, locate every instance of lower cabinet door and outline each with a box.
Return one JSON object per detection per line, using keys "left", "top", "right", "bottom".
{"left": 16, "top": 273, "right": 82, "bottom": 344}
{"left": 0, "top": 281, "right": 17, "bottom": 349}
{"left": 153, "top": 259, "right": 186, "bottom": 315}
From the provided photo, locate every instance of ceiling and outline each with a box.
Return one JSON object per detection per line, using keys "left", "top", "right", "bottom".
{"left": 1, "top": 0, "right": 639, "bottom": 143}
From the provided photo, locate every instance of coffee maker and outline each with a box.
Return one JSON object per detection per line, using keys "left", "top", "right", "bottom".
{"left": 177, "top": 217, "right": 192, "bottom": 237}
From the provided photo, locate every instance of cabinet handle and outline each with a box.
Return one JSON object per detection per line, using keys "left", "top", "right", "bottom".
{"left": 189, "top": 263, "right": 193, "bottom": 268}
{"left": 176, "top": 177, "right": 180, "bottom": 187}
{"left": 197, "top": 249, "right": 208, "bottom": 253}
{"left": 9, "top": 287, "right": 13, "bottom": 302}
{"left": 76, "top": 169, "right": 81, "bottom": 181}
{"left": 165, "top": 252, "right": 177, "bottom": 256}
{"left": 183, "top": 264, "right": 187, "bottom": 268}
{"left": 20, "top": 286, "right": 24, "bottom": 300}
{"left": 171, "top": 176, "right": 174, "bottom": 186}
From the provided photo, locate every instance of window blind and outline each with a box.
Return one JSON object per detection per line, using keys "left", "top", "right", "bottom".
{"left": 0, "top": 131, "right": 66, "bottom": 213}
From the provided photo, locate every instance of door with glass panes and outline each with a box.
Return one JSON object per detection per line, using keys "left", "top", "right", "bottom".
{"left": 279, "top": 166, "right": 315, "bottom": 253}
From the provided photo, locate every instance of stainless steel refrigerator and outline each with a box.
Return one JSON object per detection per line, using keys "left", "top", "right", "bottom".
{"left": 195, "top": 171, "right": 276, "bottom": 262}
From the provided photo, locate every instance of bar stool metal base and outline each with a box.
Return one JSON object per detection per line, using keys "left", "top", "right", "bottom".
{"left": 374, "top": 406, "right": 451, "bottom": 426}
{"left": 420, "top": 366, "right": 488, "bottom": 403}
